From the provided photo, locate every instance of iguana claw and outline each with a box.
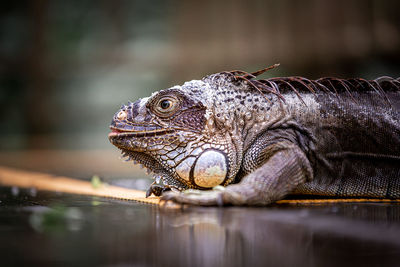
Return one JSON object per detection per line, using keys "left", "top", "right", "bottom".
{"left": 146, "top": 183, "right": 170, "bottom": 197}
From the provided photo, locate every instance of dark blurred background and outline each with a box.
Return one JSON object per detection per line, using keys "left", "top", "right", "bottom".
{"left": 0, "top": 0, "right": 399, "bottom": 178}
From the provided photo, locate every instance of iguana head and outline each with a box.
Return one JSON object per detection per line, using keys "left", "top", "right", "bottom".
{"left": 109, "top": 72, "right": 274, "bottom": 193}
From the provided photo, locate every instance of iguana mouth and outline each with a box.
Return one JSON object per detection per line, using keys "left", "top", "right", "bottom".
{"left": 108, "top": 126, "right": 175, "bottom": 138}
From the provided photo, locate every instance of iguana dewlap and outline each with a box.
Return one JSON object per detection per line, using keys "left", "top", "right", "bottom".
{"left": 109, "top": 66, "right": 400, "bottom": 206}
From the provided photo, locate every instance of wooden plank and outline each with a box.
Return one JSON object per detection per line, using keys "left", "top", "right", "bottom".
{"left": 0, "top": 165, "right": 399, "bottom": 205}
{"left": 0, "top": 166, "right": 160, "bottom": 205}
{"left": 276, "top": 198, "right": 400, "bottom": 205}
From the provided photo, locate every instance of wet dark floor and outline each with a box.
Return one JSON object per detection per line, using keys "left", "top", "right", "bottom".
{"left": 1, "top": 186, "right": 400, "bottom": 267}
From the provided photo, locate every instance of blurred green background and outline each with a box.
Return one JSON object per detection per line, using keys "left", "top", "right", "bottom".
{"left": 0, "top": 0, "right": 399, "bottom": 178}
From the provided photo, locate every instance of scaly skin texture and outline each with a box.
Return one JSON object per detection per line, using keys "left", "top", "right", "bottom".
{"left": 108, "top": 67, "right": 400, "bottom": 206}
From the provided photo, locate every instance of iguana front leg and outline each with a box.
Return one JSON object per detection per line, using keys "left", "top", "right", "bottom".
{"left": 161, "top": 141, "right": 313, "bottom": 206}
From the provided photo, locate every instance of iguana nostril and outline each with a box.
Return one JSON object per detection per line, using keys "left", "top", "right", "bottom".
{"left": 117, "top": 110, "right": 127, "bottom": 121}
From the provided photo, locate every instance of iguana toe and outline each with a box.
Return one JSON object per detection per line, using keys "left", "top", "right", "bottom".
{"left": 161, "top": 188, "right": 225, "bottom": 206}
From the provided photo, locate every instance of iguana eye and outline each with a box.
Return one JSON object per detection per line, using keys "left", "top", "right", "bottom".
{"left": 160, "top": 99, "right": 171, "bottom": 110}
{"left": 153, "top": 96, "right": 179, "bottom": 116}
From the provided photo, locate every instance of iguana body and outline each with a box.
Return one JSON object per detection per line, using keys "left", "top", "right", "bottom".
{"left": 108, "top": 66, "right": 400, "bottom": 205}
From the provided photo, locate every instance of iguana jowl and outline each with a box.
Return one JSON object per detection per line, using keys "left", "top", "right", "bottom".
{"left": 108, "top": 66, "right": 400, "bottom": 206}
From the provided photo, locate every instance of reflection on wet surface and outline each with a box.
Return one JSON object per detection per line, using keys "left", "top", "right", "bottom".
{"left": 1, "top": 186, "right": 400, "bottom": 267}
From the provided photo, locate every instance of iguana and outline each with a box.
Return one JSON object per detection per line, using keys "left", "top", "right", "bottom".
{"left": 108, "top": 65, "right": 400, "bottom": 206}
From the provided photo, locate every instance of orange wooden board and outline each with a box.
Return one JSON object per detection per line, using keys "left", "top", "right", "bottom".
{"left": 0, "top": 166, "right": 160, "bottom": 205}
{"left": 0, "top": 165, "right": 399, "bottom": 205}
